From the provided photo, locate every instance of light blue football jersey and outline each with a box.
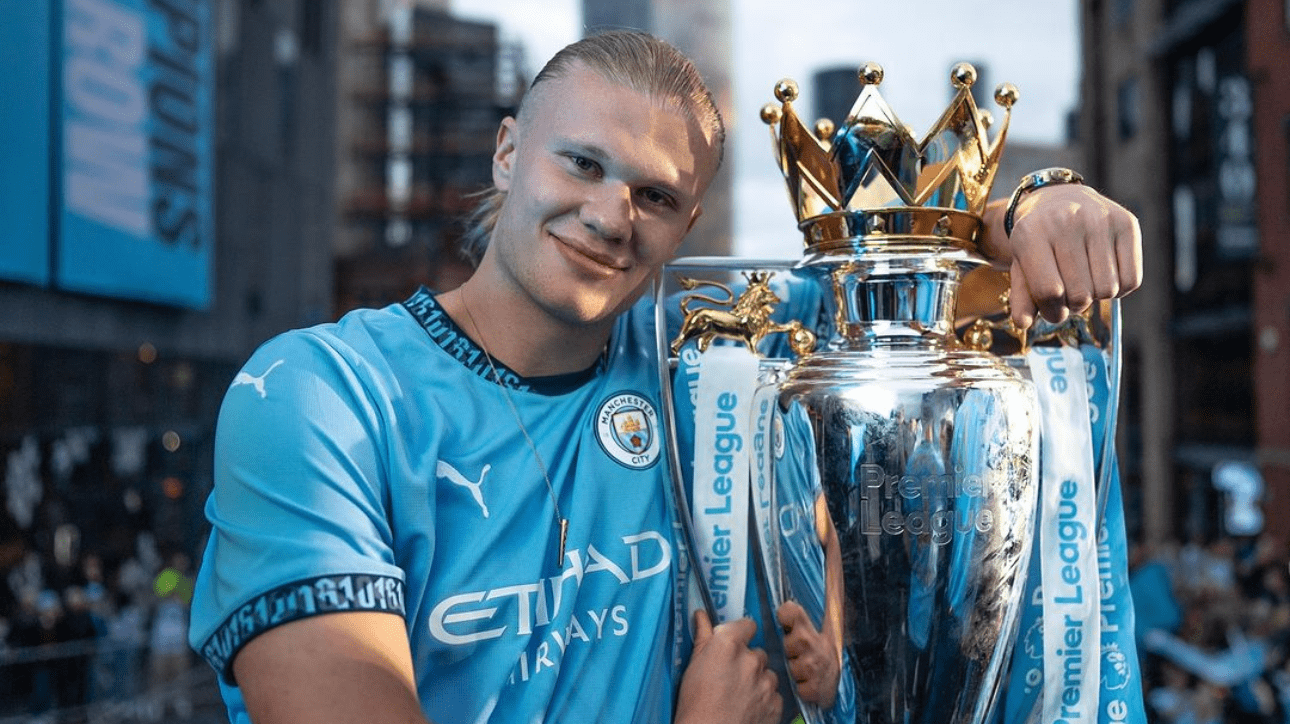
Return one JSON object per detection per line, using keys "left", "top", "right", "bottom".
{"left": 190, "top": 288, "right": 678, "bottom": 724}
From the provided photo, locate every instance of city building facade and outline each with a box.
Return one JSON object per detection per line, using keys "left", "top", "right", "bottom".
{"left": 0, "top": 0, "right": 339, "bottom": 614}
{"left": 333, "top": 0, "right": 525, "bottom": 314}
{"left": 1078, "top": 0, "right": 1290, "bottom": 543}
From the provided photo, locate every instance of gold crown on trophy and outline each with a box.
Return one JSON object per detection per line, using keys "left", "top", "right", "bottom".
{"left": 761, "top": 62, "right": 1018, "bottom": 252}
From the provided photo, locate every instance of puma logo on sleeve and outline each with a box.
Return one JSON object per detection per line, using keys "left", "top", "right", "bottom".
{"left": 231, "top": 359, "right": 285, "bottom": 399}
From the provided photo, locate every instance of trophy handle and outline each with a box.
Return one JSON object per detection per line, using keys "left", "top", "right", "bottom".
{"left": 1095, "top": 297, "right": 1123, "bottom": 527}
{"left": 655, "top": 272, "right": 718, "bottom": 623}
{"left": 653, "top": 256, "right": 805, "bottom": 625}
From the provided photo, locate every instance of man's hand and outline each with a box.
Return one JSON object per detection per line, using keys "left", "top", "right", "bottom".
{"left": 777, "top": 601, "right": 840, "bottom": 708}
{"left": 981, "top": 183, "right": 1143, "bottom": 330}
{"left": 676, "top": 610, "right": 782, "bottom": 724}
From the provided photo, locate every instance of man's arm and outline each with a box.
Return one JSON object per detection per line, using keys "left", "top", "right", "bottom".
{"left": 978, "top": 183, "right": 1143, "bottom": 329}
{"left": 191, "top": 333, "right": 420, "bottom": 721}
{"left": 234, "top": 611, "right": 431, "bottom": 724}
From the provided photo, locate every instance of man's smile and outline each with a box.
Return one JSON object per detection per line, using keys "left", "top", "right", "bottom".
{"left": 551, "top": 232, "right": 630, "bottom": 276}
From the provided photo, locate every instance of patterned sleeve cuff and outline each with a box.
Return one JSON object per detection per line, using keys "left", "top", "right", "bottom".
{"left": 197, "top": 573, "right": 406, "bottom": 684}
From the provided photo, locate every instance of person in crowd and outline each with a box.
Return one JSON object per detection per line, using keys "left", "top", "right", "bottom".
{"left": 1135, "top": 532, "right": 1290, "bottom": 724}
{"left": 105, "top": 589, "right": 147, "bottom": 704}
{"left": 12, "top": 590, "right": 63, "bottom": 717}
{"left": 55, "top": 585, "right": 98, "bottom": 721}
{"left": 148, "top": 554, "right": 194, "bottom": 721}
{"left": 4, "top": 590, "right": 44, "bottom": 715}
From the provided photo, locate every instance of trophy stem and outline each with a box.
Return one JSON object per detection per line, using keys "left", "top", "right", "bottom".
{"left": 801, "top": 252, "right": 983, "bottom": 352}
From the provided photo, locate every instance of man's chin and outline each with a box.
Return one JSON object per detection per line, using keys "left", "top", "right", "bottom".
{"left": 540, "top": 296, "right": 620, "bottom": 330}
{"left": 542, "top": 283, "right": 652, "bottom": 328}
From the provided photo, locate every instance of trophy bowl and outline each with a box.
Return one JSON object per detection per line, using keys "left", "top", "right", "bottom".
{"left": 758, "top": 264, "right": 1040, "bottom": 724}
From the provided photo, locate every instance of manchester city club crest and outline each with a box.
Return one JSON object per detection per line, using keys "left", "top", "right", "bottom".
{"left": 596, "top": 392, "right": 660, "bottom": 469}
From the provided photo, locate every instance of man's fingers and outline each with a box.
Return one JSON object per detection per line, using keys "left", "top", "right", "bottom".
{"left": 782, "top": 632, "right": 809, "bottom": 660}
{"left": 1052, "top": 230, "right": 1095, "bottom": 316}
{"left": 777, "top": 601, "right": 814, "bottom": 659}
{"left": 1086, "top": 228, "right": 1122, "bottom": 301}
{"left": 1116, "top": 212, "right": 1144, "bottom": 296}
{"left": 1012, "top": 229, "right": 1069, "bottom": 324}
{"left": 760, "top": 669, "right": 783, "bottom": 720}
{"left": 1010, "top": 260, "right": 1036, "bottom": 330}
{"left": 777, "top": 600, "right": 808, "bottom": 630}
{"left": 788, "top": 649, "right": 816, "bottom": 680}
{"left": 677, "top": 612, "right": 782, "bottom": 724}
{"left": 1005, "top": 184, "right": 1146, "bottom": 326}
{"left": 713, "top": 616, "right": 758, "bottom": 646}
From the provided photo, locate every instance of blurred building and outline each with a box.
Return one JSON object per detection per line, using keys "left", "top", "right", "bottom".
{"left": 811, "top": 67, "right": 863, "bottom": 128}
{"left": 333, "top": 0, "right": 525, "bottom": 314}
{"left": 1078, "top": 0, "right": 1290, "bottom": 543}
{"left": 0, "top": 0, "right": 339, "bottom": 603}
{"left": 583, "top": 0, "right": 735, "bottom": 257}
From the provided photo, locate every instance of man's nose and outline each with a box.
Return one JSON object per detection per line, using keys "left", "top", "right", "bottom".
{"left": 580, "top": 183, "right": 633, "bottom": 242}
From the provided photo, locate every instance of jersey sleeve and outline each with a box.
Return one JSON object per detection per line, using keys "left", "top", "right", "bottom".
{"left": 189, "top": 328, "right": 407, "bottom": 684}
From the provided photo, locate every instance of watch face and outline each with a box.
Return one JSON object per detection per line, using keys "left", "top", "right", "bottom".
{"left": 1004, "top": 168, "right": 1084, "bottom": 237}
{"left": 1030, "top": 168, "right": 1083, "bottom": 189}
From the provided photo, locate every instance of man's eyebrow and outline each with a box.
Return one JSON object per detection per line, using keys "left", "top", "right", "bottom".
{"left": 559, "top": 139, "right": 609, "bottom": 162}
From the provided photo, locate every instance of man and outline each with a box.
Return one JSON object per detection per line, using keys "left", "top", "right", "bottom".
{"left": 188, "top": 31, "right": 1141, "bottom": 724}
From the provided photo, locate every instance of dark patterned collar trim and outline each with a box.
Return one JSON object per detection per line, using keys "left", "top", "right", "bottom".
{"left": 401, "top": 287, "right": 602, "bottom": 395}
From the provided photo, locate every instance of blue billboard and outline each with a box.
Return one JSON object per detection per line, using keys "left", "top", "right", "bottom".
{"left": 56, "top": 0, "right": 213, "bottom": 308}
{"left": 0, "top": 4, "right": 54, "bottom": 286}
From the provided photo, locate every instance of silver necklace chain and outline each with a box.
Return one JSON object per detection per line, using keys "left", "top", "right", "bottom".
{"left": 459, "top": 291, "right": 569, "bottom": 568}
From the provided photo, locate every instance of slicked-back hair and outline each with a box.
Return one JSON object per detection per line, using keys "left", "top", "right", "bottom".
{"left": 457, "top": 31, "right": 725, "bottom": 266}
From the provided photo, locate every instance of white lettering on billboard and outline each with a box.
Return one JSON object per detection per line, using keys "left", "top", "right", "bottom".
{"left": 64, "top": 0, "right": 148, "bottom": 236}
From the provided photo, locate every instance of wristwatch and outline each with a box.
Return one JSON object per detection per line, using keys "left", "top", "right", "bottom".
{"left": 1003, "top": 167, "right": 1084, "bottom": 237}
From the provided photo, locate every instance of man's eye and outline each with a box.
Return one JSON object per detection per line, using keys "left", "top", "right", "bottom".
{"left": 567, "top": 154, "right": 599, "bottom": 175}
{"left": 641, "top": 189, "right": 675, "bottom": 208}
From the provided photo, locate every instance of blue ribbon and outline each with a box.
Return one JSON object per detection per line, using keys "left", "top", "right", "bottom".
{"left": 999, "top": 345, "right": 1146, "bottom": 724}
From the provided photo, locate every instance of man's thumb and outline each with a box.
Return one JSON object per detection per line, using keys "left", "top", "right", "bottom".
{"left": 692, "top": 608, "right": 714, "bottom": 644}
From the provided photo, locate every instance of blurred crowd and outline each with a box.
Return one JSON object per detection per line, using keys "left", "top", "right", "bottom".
{"left": 1132, "top": 533, "right": 1290, "bottom": 724}
{"left": 3, "top": 527, "right": 1288, "bottom": 723}
{"left": 0, "top": 534, "right": 197, "bottom": 723}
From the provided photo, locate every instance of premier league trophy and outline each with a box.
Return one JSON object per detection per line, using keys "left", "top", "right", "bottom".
{"left": 656, "top": 62, "right": 1134, "bottom": 724}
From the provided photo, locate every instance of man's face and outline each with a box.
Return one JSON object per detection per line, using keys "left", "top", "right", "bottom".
{"left": 485, "top": 61, "right": 720, "bottom": 328}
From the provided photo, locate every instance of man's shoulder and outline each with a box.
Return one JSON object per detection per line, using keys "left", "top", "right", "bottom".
{"left": 259, "top": 299, "right": 425, "bottom": 365}
{"left": 223, "top": 301, "right": 439, "bottom": 416}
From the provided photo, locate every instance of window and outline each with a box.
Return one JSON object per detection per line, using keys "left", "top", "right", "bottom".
{"left": 216, "top": 0, "right": 239, "bottom": 56}
{"left": 1113, "top": 0, "right": 1134, "bottom": 26}
{"left": 300, "top": 0, "right": 324, "bottom": 55}
{"left": 1284, "top": 116, "right": 1290, "bottom": 215}
{"left": 1117, "top": 76, "right": 1140, "bottom": 141}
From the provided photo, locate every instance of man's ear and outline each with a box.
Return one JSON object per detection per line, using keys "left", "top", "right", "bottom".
{"left": 685, "top": 204, "right": 704, "bottom": 234}
{"left": 492, "top": 117, "right": 519, "bottom": 192}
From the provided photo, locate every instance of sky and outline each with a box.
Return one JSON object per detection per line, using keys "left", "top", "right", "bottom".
{"left": 449, "top": 0, "right": 1081, "bottom": 257}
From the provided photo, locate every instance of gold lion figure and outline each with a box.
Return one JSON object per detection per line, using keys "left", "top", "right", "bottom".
{"left": 669, "top": 271, "right": 816, "bottom": 357}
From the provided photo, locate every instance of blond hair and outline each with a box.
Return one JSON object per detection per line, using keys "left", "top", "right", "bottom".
{"left": 458, "top": 31, "right": 725, "bottom": 266}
